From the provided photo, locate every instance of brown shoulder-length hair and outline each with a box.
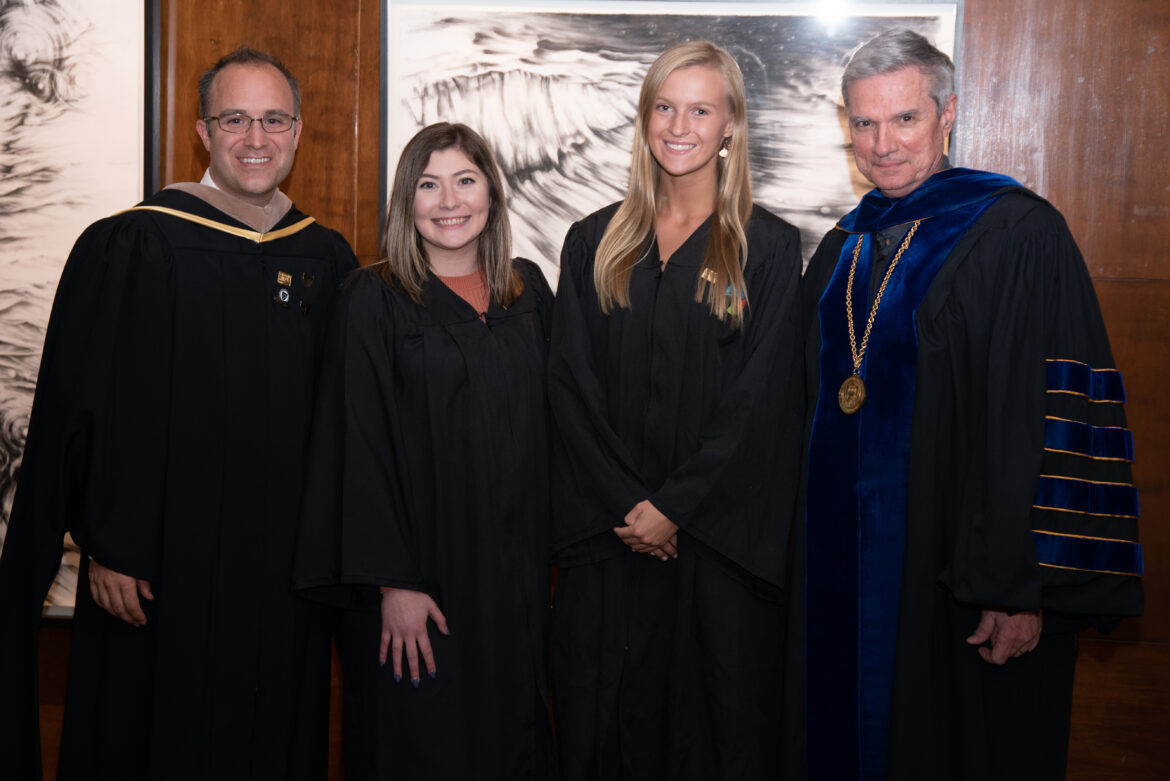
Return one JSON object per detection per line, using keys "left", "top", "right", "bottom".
{"left": 375, "top": 122, "right": 521, "bottom": 307}
{"left": 593, "top": 41, "right": 753, "bottom": 328}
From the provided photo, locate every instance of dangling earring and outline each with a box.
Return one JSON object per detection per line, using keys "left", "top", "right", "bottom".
{"left": 718, "top": 137, "right": 730, "bottom": 159}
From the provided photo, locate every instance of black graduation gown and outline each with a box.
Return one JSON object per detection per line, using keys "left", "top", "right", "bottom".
{"left": 790, "top": 190, "right": 1144, "bottom": 781}
{"left": 0, "top": 189, "right": 358, "bottom": 781}
{"left": 548, "top": 203, "right": 804, "bottom": 780}
{"left": 294, "top": 260, "right": 557, "bottom": 781}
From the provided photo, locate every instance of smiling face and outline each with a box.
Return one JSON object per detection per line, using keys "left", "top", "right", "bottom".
{"left": 646, "top": 64, "right": 734, "bottom": 184}
{"left": 846, "top": 66, "right": 955, "bottom": 199}
{"left": 412, "top": 147, "right": 490, "bottom": 273}
{"left": 195, "top": 63, "right": 301, "bottom": 206}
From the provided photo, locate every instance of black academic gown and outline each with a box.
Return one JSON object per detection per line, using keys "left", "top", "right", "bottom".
{"left": 548, "top": 203, "right": 803, "bottom": 781}
{"left": 0, "top": 189, "right": 357, "bottom": 781}
{"left": 791, "top": 186, "right": 1144, "bottom": 781}
{"left": 294, "top": 260, "right": 557, "bottom": 781}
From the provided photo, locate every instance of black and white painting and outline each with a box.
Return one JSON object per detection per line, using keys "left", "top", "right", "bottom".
{"left": 385, "top": 1, "right": 956, "bottom": 282}
{"left": 0, "top": 0, "right": 145, "bottom": 614}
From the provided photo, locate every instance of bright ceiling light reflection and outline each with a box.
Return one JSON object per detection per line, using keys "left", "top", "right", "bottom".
{"left": 817, "top": 1, "right": 852, "bottom": 34}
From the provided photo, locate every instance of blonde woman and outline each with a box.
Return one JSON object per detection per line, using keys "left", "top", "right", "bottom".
{"left": 548, "top": 42, "right": 804, "bottom": 779}
{"left": 296, "top": 123, "right": 556, "bottom": 779}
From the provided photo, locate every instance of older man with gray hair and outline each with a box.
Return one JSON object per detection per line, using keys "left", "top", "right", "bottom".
{"left": 790, "top": 28, "right": 1143, "bottom": 781}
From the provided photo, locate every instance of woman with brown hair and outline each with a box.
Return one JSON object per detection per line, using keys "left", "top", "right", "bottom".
{"left": 296, "top": 122, "right": 556, "bottom": 779}
{"left": 548, "top": 42, "right": 804, "bottom": 779}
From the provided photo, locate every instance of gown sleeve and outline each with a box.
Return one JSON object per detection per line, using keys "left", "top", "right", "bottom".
{"left": 0, "top": 213, "right": 175, "bottom": 778}
{"left": 81, "top": 217, "right": 177, "bottom": 580}
{"left": 936, "top": 197, "right": 1143, "bottom": 624}
{"left": 16, "top": 214, "right": 176, "bottom": 581}
{"left": 1031, "top": 210, "right": 1143, "bottom": 621}
{"left": 294, "top": 271, "right": 424, "bottom": 607}
{"left": 547, "top": 219, "right": 652, "bottom": 559}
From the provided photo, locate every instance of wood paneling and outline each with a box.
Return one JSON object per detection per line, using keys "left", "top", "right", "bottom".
{"left": 955, "top": 0, "right": 1170, "bottom": 281}
{"left": 36, "top": 623, "right": 68, "bottom": 781}
{"left": 158, "top": 0, "right": 381, "bottom": 261}
{"left": 1069, "top": 638, "right": 1170, "bottom": 780}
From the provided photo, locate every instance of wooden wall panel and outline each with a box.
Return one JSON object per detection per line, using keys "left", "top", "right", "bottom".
{"left": 1068, "top": 638, "right": 1170, "bottom": 780}
{"left": 957, "top": 0, "right": 1169, "bottom": 644}
{"left": 36, "top": 623, "right": 69, "bottom": 781}
{"left": 956, "top": 0, "right": 1170, "bottom": 281}
{"left": 159, "top": 0, "right": 381, "bottom": 261}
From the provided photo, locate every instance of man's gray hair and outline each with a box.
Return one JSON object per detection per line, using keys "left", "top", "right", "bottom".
{"left": 842, "top": 29, "right": 954, "bottom": 114}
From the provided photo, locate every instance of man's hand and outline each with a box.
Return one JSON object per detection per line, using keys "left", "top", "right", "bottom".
{"left": 379, "top": 587, "right": 449, "bottom": 686}
{"left": 614, "top": 500, "right": 679, "bottom": 560}
{"left": 966, "top": 608, "right": 1042, "bottom": 665}
{"left": 89, "top": 560, "right": 154, "bottom": 627}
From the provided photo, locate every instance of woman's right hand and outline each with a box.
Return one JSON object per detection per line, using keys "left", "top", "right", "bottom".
{"left": 379, "top": 587, "right": 449, "bottom": 686}
{"left": 615, "top": 500, "right": 680, "bottom": 560}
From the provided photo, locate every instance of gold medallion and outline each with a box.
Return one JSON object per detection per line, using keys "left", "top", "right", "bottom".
{"left": 838, "top": 220, "right": 922, "bottom": 417}
{"left": 838, "top": 374, "right": 866, "bottom": 414}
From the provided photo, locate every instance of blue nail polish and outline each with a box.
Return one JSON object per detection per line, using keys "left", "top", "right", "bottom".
{"left": 394, "top": 672, "right": 402, "bottom": 683}
{"left": 379, "top": 659, "right": 385, "bottom": 668}
{"left": 411, "top": 676, "right": 420, "bottom": 688}
{"left": 429, "top": 670, "right": 437, "bottom": 679}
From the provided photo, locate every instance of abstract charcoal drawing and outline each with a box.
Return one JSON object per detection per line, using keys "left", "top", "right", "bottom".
{"left": 0, "top": 0, "right": 144, "bottom": 612}
{"left": 385, "top": 2, "right": 956, "bottom": 282}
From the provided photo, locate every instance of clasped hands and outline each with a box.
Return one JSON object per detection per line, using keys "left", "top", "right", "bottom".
{"left": 614, "top": 499, "right": 678, "bottom": 561}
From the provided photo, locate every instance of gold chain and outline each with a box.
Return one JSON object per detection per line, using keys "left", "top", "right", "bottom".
{"left": 844, "top": 220, "right": 922, "bottom": 375}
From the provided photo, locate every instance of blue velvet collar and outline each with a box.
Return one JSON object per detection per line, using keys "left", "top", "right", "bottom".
{"left": 839, "top": 167, "right": 1021, "bottom": 233}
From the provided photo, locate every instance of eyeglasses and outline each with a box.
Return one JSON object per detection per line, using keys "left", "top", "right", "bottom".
{"left": 203, "top": 112, "right": 298, "bottom": 134}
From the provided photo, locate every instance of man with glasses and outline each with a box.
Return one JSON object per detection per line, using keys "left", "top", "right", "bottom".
{"left": 0, "top": 48, "right": 356, "bottom": 780}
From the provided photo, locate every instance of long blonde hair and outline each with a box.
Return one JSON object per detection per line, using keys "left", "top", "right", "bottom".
{"left": 594, "top": 41, "right": 753, "bottom": 327}
{"left": 376, "top": 122, "right": 521, "bottom": 307}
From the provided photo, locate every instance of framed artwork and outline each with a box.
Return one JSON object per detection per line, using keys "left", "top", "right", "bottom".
{"left": 0, "top": 0, "right": 156, "bottom": 616}
{"left": 384, "top": 1, "right": 957, "bottom": 283}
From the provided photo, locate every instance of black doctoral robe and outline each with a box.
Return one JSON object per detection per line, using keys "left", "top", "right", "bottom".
{"left": 294, "top": 260, "right": 557, "bottom": 780}
{"left": 791, "top": 178, "right": 1144, "bottom": 781}
{"left": 548, "top": 203, "right": 803, "bottom": 780}
{"left": 0, "top": 188, "right": 358, "bottom": 781}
